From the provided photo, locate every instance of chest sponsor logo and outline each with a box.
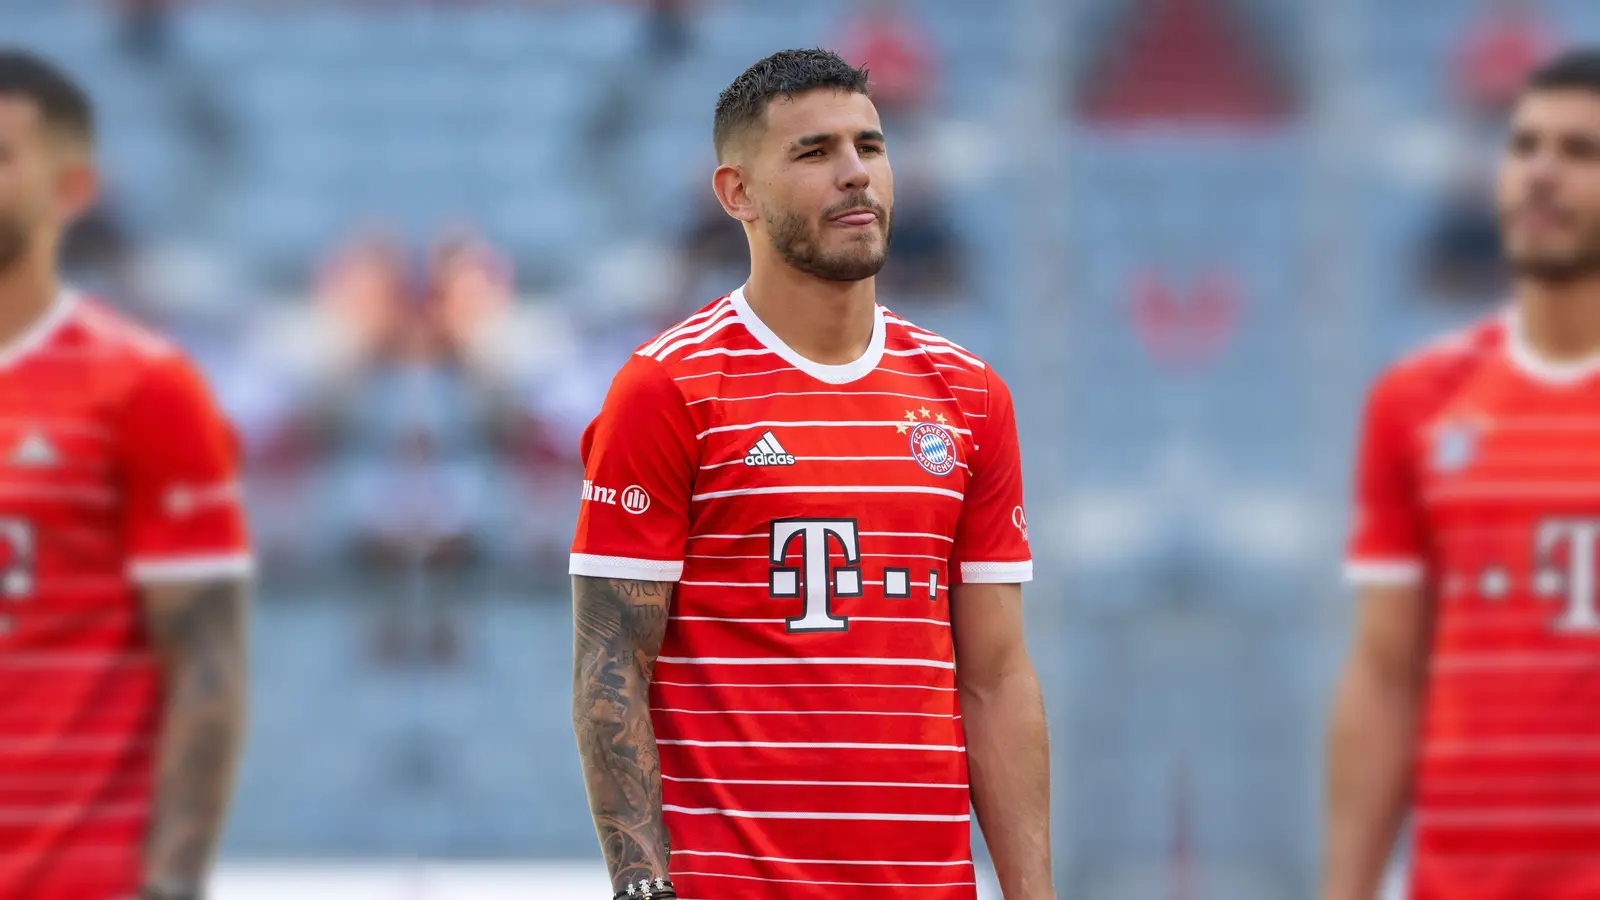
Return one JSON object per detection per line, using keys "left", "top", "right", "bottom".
{"left": 7, "top": 430, "right": 59, "bottom": 469}
{"left": 744, "top": 431, "right": 795, "bottom": 467}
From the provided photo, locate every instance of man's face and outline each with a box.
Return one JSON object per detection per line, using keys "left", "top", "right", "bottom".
{"left": 1498, "top": 89, "right": 1600, "bottom": 281}
{"left": 0, "top": 97, "right": 60, "bottom": 273}
{"left": 750, "top": 89, "right": 893, "bottom": 283}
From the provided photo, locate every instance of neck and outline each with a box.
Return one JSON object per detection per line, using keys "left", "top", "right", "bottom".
{"left": 0, "top": 251, "right": 60, "bottom": 351}
{"left": 1515, "top": 272, "right": 1600, "bottom": 363}
{"left": 743, "top": 255, "right": 877, "bottom": 366}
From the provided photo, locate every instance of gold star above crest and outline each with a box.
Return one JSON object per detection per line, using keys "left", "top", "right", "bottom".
{"left": 903, "top": 410, "right": 919, "bottom": 423}
{"left": 918, "top": 406, "right": 932, "bottom": 419}
{"left": 935, "top": 413, "right": 948, "bottom": 425}
{"left": 896, "top": 422, "right": 910, "bottom": 434}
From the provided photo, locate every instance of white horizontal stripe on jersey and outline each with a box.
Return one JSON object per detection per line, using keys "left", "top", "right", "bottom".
{"left": 884, "top": 345, "right": 985, "bottom": 369}
{"left": 569, "top": 553, "right": 685, "bottom": 582}
{"left": 1431, "top": 653, "right": 1600, "bottom": 672}
{"left": 1427, "top": 483, "right": 1600, "bottom": 501}
{"left": 653, "top": 707, "right": 955, "bottom": 718}
{"left": 0, "top": 802, "right": 148, "bottom": 825}
{"left": 693, "top": 484, "right": 965, "bottom": 502}
{"left": 1417, "top": 808, "right": 1600, "bottom": 827}
{"left": 657, "top": 656, "right": 954, "bottom": 669}
{"left": 1345, "top": 558, "right": 1426, "bottom": 585}
{"left": 654, "top": 680, "right": 955, "bottom": 692}
{"left": 1425, "top": 739, "right": 1600, "bottom": 757}
{"left": 947, "top": 385, "right": 988, "bottom": 393}
{"left": 664, "top": 807, "right": 967, "bottom": 822}
{"left": 688, "top": 390, "right": 963, "bottom": 407}
{"left": 0, "top": 484, "right": 113, "bottom": 503}
{"left": 701, "top": 455, "right": 969, "bottom": 471}
{"left": 686, "top": 532, "right": 767, "bottom": 541}
{"left": 673, "top": 850, "right": 970, "bottom": 867}
{"left": 669, "top": 870, "right": 975, "bottom": 888}
{"left": 675, "top": 366, "right": 952, "bottom": 384}
{"left": 654, "top": 313, "right": 746, "bottom": 361}
{"left": 659, "top": 740, "right": 964, "bottom": 751}
{"left": 639, "top": 301, "right": 732, "bottom": 356}
{"left": 662, "top": 775, "right": 967, "bottom": 790}
{"left": 672, "top": 616, "right": 948, "bottom": 626}
{"left": 697, "top": 419, "right": 972, "bottom": 440}
{"left": 679, "top": 581, "right": 769, "bottom": 588}
{"left": 0, "top": 417, "right": 113, "bottom": 439}
{"left": 0, "top": 652, "right": 148, "bottom": 669}
{"left": 685, "top": 530, "right": 955, "bottom": 544}
{"left": 0, "top": 735, "right": 154, "bottom": 753}
{"left": 684, "top": 347, "right": 777, "bottom": 362}
{"left": 129, "top": 553, "right": 254, "bottom": 583}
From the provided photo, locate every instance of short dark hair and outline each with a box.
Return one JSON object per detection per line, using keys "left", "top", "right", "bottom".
{"left": 1526, "top": 47, "right": 1600, "bottom": 97}
{"left": 713, "top": 48, "right": 870, "bottom": 160}
{"left": 0, "top": 49, "right": 93, "bottom": 145}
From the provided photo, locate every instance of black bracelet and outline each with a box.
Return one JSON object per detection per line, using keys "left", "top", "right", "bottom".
{"left": 613, "top": 876, "right": 676, "bottom": 899}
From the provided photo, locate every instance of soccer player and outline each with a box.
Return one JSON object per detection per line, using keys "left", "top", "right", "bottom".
{"left": 570, "top": 50, "right": 1054, "bottom": 900}
{"left": 0, "top": 52, "right": 251, "bottom": 900}
{"left": 1324, "top": 49, "right": 1600, "bottom": 900}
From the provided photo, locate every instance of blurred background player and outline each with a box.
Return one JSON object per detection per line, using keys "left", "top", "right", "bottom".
{"left": 569, "top": 49, "right": 1052, "bottom": 900}
{"left": 0, "top": 50, "right": 250, "bottom": 900}
{"left": 1325, "top": 48, "right": 1600, "bottom": 900}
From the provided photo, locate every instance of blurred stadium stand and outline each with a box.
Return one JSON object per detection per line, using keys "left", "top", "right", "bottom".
{"left": 4, "top": 0, "right": 1595, "bottom": 896}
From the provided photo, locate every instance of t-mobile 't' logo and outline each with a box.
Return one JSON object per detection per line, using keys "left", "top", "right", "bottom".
{"left": 768, "top": 518, "right": 861, "bottom": 633}
{"left": 1539, "top": 518, "right": 1600, "bottom": 634}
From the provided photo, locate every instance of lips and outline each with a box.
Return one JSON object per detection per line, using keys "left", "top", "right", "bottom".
{"left": 830, "top": 208, "right": 879, "bottom": 226}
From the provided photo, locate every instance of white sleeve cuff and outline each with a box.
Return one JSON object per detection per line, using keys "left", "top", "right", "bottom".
{"left": 569, "top": 553, "right": 685, "bottom": 582}
{"left": 129, "top": 553, "right": 255, "bottom": 583}
{"left": 1344, "top": 558, "right": 1426, "bottom": 586}
{"left": 959, "top": 560, "right": 1034, "bottom": 584}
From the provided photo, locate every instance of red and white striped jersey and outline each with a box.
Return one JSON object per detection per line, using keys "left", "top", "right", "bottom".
{"left": 0, "top": 290, "right": 251, "bottom": 900}
{"left": 570, "top": 287, "right": 1032, "bottom": 900}
{"left": 1348, "top": 308, "right": 1600, "bottom": 900}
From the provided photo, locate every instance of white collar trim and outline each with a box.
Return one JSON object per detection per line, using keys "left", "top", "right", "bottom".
{"left": 729, "top": 284, "right": 885, "bottom": 384}
{"left": 0, "top": 287, "right": 76, "bottom": 372}
{"left": 1504, "top": 304, "right": 1600, "bottom": 386}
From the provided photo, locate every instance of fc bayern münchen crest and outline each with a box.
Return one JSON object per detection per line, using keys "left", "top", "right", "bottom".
{"left": 910, "top": 422, "right": 958, "bottom": 476}
{"left": 1431, "top": 421, "right": 1480, "bottom": 473}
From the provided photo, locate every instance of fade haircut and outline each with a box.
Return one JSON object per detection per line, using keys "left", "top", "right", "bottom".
{"left": 713, "top": 48, "right": 870, "bottom": 161}
{"left": 1525, "top": 47, "right": 1600, "bottom": 99}
{"left": 0, "top": 49, "right": 94, "bottom": 146}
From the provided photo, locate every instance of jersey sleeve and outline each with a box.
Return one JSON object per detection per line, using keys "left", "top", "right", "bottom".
{"left": 569, "top": 353, "right": 699, "bottom": 582}
{"left": 1345, "top": 368, "right": 1429, "bottom": 586}
{"left": 951, "top": 367, "right": 1033, "bottom": 585}
{"left": 119, "top": 354, "right": 253, "bottom": 583}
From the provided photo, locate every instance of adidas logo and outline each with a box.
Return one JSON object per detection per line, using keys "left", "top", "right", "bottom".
{"left": 8, "top": 430, "right": 58, "bottom": 468}
{"left": 744, "top": 431, "right": 796, "bottom": 467}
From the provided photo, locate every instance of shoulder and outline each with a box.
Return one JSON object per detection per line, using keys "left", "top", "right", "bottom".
{"left": 881, "top": 309, "right": 990, "bottom": 374}
{"left": 1367, "top": 314, "right": 1503, "bottom": 422}
{"left": 632, "top": 294, "right": 744, "bottom": 368}
{"left": 60, "top": 297, "right": 217, "bottom": 414}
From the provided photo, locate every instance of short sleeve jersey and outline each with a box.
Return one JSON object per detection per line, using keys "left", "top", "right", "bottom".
{"left": 571, "top": 287, "right": 1032, "bottom": 900}
{"left": 0, "top": 292, "right": 251, "bottom": 900}
{"left": 1347, "top": 310, "right": 1600, "bottom": 900}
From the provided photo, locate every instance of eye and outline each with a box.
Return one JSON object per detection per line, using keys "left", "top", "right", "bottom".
{"left": 859, "top": 144, "right": 884, "bottom": 155}
{"left": 798, "top": 148, "right": 824, "bottom": 159}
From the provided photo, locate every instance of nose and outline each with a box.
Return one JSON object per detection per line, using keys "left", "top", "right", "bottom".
{"left": 837, "top": 147, "right": 871, "bottom": 192}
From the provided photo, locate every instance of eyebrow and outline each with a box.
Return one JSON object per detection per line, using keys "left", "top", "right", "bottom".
{"left": 793, "top": 129, "right": 887, "bottom": 149}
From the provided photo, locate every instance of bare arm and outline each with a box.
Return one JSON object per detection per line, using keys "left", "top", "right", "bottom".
{"left": 1321, "top": 582, "right": 1432, "bottom": 900}
{"left": 953, "top": 582, "right": 1054, "bottom": 900}
{"left": 572, "top": 575, "right": 674, "bottom": 893}
{"left": 140, "top": 578, "right": 251, "bottom": 896}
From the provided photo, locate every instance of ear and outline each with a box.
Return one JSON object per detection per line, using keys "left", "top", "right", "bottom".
{"left": 712, "top": 163, "right": 760, "bottom": 224}
{"left": 55, "top": 155, "right": 99, "bottom": 224}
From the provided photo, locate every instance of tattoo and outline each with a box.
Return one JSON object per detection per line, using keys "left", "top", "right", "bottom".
{"left": 141, "top": 578, "right": 249, "bottom": 894}
{"left": 571, "top": 576, "right": 673, "bottom": 890}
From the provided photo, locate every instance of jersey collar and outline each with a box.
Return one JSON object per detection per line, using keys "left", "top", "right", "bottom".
{"left": 729, "top": 284, "right": 886, "bottom": 385}
{"left": 0, "top": 286, "right": 76, "bottom": 372}
{"left": 1504, "top": 304, "right": 1600, "bottom": 386}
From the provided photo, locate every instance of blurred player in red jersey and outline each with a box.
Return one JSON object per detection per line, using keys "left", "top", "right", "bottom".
{"left": 569, "top": 50, "right": 1054, "bottom": 900}
{"left": 0, "top": 51, "right": 250, "bottom": 900}
{"left": 1324, "top": 49, "right": 1600, "bottom": 900}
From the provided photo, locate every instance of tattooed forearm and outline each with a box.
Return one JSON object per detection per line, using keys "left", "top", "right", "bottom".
{"left": 141, "top": 578, "right": 250, "bottom": 894}
{"left": 572, "top": 575, "right": 673, "bottom": 891}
